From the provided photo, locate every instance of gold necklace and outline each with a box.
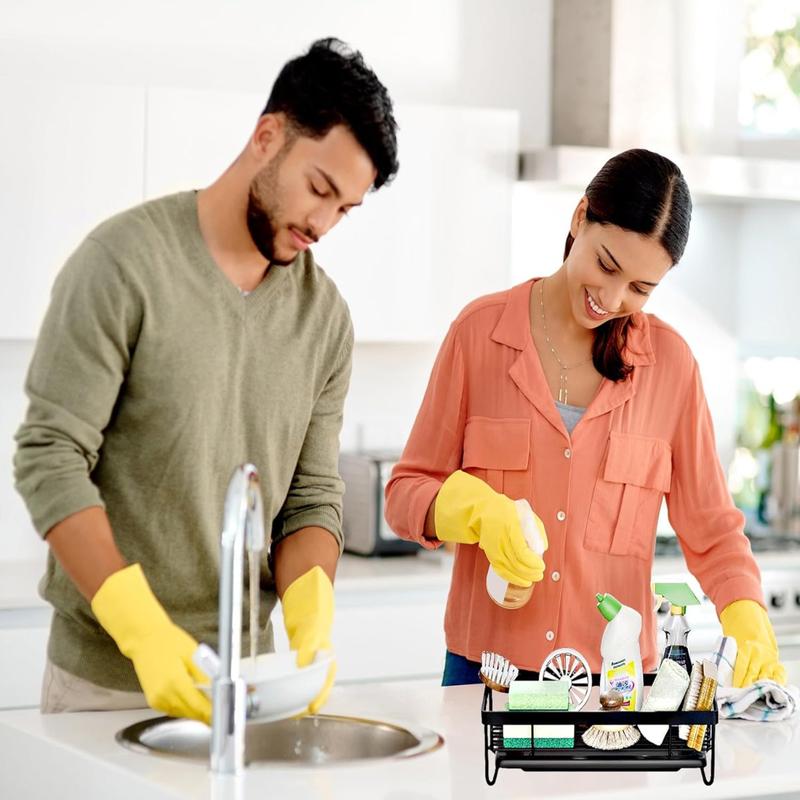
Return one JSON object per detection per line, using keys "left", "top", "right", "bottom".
{"left": 539, "top": 279, "right": 592, "bottom": 404}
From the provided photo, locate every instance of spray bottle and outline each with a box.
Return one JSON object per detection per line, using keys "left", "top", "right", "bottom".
{"left": 485, "top": 499, "right": 547, "bottom": 610}
{"left": 652, "top": 582, "right": 700, "bottom": 674}
{"left": 596, "top": 592, "right": 643, "bottom": 711}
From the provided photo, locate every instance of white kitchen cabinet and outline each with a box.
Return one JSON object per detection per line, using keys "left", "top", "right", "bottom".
{"left": 143, "top": 86, "right": 265, "bottom": 199}
{"left": 0, "top": 79, "right": 145, "bottom": 339}
{"left": 271, "top": 577, "right": 449, "bottom": 683}
{"left": 314, "top": 105, "right": 520, "bottom": 341}
{"left": 0, "top": 608, "right": 51, "bottom": 709}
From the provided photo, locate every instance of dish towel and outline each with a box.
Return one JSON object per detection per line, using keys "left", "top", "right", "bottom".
{"left": 716, "top": 681, "right": 799, "bottom": 721}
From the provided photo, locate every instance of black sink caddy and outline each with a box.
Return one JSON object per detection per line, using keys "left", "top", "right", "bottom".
{"left": 481, "top": 671, "right": 717, "bottom": 786}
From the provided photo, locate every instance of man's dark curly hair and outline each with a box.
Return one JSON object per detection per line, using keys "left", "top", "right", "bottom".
{"left": 264, "top": 38, "right": 399, "bottom": 190}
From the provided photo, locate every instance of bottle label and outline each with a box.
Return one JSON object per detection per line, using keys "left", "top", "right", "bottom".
{"left": 607, "top": 658, "right": 638, "bottom": 710}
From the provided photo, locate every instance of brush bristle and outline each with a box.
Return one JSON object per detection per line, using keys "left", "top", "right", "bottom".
{"left": 480, "top": 651, "right": 519, "bottom": 688}
{"left": 582, "top": 725, "right": 640, "bottom": 750}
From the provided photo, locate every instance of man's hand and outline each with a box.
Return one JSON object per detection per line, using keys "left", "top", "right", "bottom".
{"left": 91, "top": 563, "right": 211, "bottom": 722}
{"left": 282, "top": 565, "right": 335, "bottom": 714}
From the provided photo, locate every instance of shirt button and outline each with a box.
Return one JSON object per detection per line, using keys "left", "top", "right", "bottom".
{"left": 551, "top": 571, "right": 561, "bottom": 582}
{"left": 556, "top": 511, "right": 566, "bottom": 521}
{"left": 564, "top": 448, "right": 571, "bottom": 459}
{"left": 545, "top": 630, "right": 555, "bottom": 641}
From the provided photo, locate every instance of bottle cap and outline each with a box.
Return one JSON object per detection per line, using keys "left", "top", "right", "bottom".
{"left": 596, "top": 592, "right": 622, "bottom": 621}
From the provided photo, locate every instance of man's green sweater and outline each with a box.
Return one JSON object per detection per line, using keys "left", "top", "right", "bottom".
{"left": 14, "top": 191, "right": 353, "bottom": 691}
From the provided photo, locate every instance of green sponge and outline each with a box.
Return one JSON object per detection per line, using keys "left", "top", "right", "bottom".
{"left": 508, "top": 679, "right": 570, "bottom": 710}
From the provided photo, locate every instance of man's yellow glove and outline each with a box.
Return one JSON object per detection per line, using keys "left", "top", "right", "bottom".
{"left": 282, "top": 565, "right": 335, "bottom": 714}
{"left": 720, "top": 599, "right": 787, "bottom": 687}
{"left": 91, "top": 564, "right": 211, "bottom": 723}
{"left": 434, "top": 470, "right": 546, "bottom": 586}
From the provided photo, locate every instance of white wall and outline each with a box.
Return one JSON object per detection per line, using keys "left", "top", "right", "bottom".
{"left": 737, "top": 203, "right": 800, "bottom": 357}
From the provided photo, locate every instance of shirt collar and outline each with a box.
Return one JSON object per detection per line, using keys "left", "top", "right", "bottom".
{"left": 490, "top": 278, "right": 656, "bottom": 367}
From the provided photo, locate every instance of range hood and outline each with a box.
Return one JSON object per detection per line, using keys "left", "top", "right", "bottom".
{"left": 520, "top": 0, "right": 800, "bottom": 203}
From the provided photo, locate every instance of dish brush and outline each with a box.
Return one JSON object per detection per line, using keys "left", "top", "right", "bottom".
{"left": 479, "top": 651, "right": 519, "bottom": 692}
{"left": 581, "top": 689, "right": 641, "bottom": 750}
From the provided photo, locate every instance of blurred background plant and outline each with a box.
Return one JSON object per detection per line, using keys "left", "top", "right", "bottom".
{"left": 740, "top": 0, "right": 800, "bottom": 135}
{"left": 730, "top": 357, "right": 800, "bottom": 530}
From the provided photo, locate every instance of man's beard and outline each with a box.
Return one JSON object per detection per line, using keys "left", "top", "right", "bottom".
{"left": 246, "top": 162, "right": 296, "bottom": 267}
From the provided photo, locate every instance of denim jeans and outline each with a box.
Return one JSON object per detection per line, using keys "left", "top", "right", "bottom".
{"left": 441, "top": 650, "right": 540, "bottom": 686}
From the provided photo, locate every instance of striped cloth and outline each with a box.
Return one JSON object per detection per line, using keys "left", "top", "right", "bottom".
{"left": 716, "top": 681, "right": 799, "bottom": 722}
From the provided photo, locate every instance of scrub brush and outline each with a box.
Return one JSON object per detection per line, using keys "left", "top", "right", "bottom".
{"left": 581, "top": 689, "right": 641, "bottom": 750}
{"left": 479, "top": 651, "right": 519, "bottom": 692}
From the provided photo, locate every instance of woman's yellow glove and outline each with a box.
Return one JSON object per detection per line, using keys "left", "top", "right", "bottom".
{"left": 720, "top": 599, "right": 787, "bottom": 687}
{"left": 90, "top": 564, "right": 211, "bottom": 723}
{"left": 435, "top": 470, "right": 546, "bottom": 586}
{"left": 282, "top": 565, "right": 336, "bottom": 714}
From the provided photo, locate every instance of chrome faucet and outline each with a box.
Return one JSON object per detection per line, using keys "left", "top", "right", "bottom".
{"left": 211, "top": 463, "right": 266, "bottom": 775}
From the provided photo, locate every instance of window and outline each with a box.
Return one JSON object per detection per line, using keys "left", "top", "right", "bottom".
{"left": 740, "top": 0, "right": 800, "bottom": 136}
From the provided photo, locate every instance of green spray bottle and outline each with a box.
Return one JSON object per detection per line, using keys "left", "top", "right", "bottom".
{"left": 652, "top": 582, "right": 700, "bottom": 674}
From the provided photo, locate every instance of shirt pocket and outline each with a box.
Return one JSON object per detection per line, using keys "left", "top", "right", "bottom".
{"left": 584, "top": 432, "right": 672, "bottom": 561}
{"left": 461, "top": 416, "right": 531, "bottom": 498}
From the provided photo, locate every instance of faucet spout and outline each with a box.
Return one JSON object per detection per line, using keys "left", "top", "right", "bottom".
{"left": 211, "top": 463, "right": 266, "bottom": 775}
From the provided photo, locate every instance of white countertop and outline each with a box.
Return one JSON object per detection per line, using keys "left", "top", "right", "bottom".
{"left": 0, "top": 679, "right": 798, "bottom": 800}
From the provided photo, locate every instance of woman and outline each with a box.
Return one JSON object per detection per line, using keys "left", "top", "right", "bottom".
{"left": 384, "top": 149, "right": 785, "bottom": 688}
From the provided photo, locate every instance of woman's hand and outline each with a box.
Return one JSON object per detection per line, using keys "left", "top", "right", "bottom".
{"left": 433, "top": 470, "right": 546, "bottom": 586}
{"left": 720, "top": 599, "right": 787, "bottom": 687}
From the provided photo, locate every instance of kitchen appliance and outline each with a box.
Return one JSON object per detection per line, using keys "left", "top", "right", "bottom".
{"left": 769, "top": 441, "right": 800, "bottom": 534}
{"left": 339, "top": 451, "right": 418, "bottom": 556}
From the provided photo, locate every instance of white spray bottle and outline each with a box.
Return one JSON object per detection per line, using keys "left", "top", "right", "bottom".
{"left": 596, "top": 592, "right": 643, "bottom": 711}
{"left": 485, "top": 499, "right": 547, "bottom": 610}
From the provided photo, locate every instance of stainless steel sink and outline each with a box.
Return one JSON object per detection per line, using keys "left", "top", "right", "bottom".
{"left": 117, "top": 714, "right": 443, "bottom": 766}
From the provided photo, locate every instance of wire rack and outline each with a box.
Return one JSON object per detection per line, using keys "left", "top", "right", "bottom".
{"left": 481, "top": 672, "right": 717, "bottom": 786}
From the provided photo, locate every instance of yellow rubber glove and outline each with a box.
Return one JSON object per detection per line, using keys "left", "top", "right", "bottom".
{"left": 282, "top": 565, "right": 336, "bottom": 714}
{"left": 91, "top": 564, "right": 211, "bottom": 723}
{"left": 720, "top": 599, "right": 787, "bottom": 687}
{"left": 434, "top": 470, "right": 546, "bottom": 586}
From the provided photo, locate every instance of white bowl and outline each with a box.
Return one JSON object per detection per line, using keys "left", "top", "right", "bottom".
{"left": 239, "top": 651, "right": 333, "bottom": 723}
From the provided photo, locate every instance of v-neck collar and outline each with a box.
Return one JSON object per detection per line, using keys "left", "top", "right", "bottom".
{"left": 491, "top": 278, "right": 656, "bottom": 436}
{"left": 179, "top": 191, "right": 292, "bottom": 318}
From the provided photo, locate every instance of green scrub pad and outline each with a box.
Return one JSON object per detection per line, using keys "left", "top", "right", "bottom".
{"left": 533, "top": 724, "right": 574, "bottom": 748}
{"left": 508, "top": 679, "right": 570, "bottom": 710}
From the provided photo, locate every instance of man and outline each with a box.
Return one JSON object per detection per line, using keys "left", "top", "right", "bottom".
{"left": 14, "top": 38, "right": 398, "bottom": 723}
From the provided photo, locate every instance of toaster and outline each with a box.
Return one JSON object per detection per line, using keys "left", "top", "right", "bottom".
{"left": 339, "top": 450, "right": 419, "bottom": 556}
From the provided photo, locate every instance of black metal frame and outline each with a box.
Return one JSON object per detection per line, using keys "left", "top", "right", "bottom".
{"left": 481, "top": 672, "right": 717, "bottom": 786}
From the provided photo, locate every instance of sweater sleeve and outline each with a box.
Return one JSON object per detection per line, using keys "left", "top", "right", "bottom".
{"left": 272, "top": 321, "right": 354, "bottom": 552}
{"left": 14, "top": 236, "right": 142, "bottom": 537}
{"left": 384, "top": 321, "right": 468, "bottom": 549}
{"left": 666, "top": 357, "right": 765, "bottom": 615}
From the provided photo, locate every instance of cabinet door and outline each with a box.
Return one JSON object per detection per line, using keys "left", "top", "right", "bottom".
{"left": 270, "top": 585, "right": 447, "bottom": 683}
{"left": 0, "top": 608, "right": 52, "bottom": 709}
{"left": 144, "top": 87, "right": 265, "bottom": 198}
{"left": 311, "top": 105, "right": 520, "bottom": 341}
{"left": 0, "top": 79, "right": 145, "bottom": 339}
{"left": 312, "top": 105, "right": 437, "bottom": 341}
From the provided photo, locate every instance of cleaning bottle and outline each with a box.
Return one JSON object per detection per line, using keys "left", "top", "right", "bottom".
{"left": 596, "top": 592, "right": 643, "bottom": 711}
{"left": 485, "top": 499, "right": 547, "bottom": 609}
{"left": 653, "top": 582, "right": 700, "bottom": 674}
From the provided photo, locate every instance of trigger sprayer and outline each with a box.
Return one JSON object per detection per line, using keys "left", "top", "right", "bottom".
{"left": 652, "top": 582, "right": 700, "bottom": 674}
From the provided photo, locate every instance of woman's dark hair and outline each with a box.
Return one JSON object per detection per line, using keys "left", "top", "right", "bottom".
{"left": 564, "top": 148, "right": 692, "bottom": 382}
{"left": 264, "top": 38, "right": 399, "bottom": 190}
